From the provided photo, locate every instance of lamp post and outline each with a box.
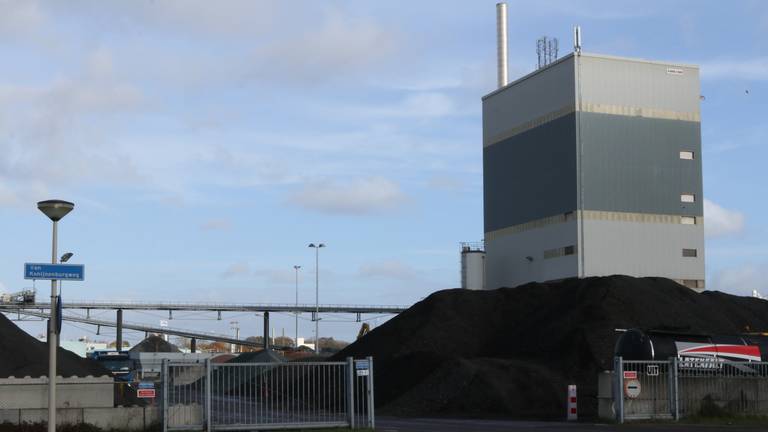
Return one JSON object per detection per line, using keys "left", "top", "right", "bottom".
{"left": 37, "top": 199, "right": 74, "bottom": 432}
{"left": 308, "top": 243, "right": 325, "bottom": 354}
{"left": 57, "top": 253, "right": 73, "bottom": 349}
{"left": 230, "top": 321, "right": 240, "bottom": 353}
{"left": 293, "top": 265, "right": 301, "bottom": 348}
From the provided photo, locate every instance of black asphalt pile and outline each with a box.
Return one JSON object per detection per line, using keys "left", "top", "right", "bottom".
{"left": 229, "top": 349, "right": 285, "bottom": 363}
{"left": 129, "top": 335, "right": 181, "bottom": 353}
{"left": 0, "top": 313, "right": 108, "bottom": 378}
{"left": 335, "top": 275, "right": 768, "bottom": 419}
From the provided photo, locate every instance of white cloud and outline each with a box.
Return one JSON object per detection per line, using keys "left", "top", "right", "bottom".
{"left": 362, "top": 92, "right": 460, "bottom": 118}
{"left": 0, "top": 48, "right": 144, "bottom": 194}
{"left": 426, "top": 175, "right": 465, "bottom": 192}
{"left": 288, "top": 177, "right": 407, "bottom": 215}
{"left": 250, "top": 8, "right": 399, "bottom": 83}
{"left": 704, "top": 199, "right": 745, "bottom": 238}
{"left": 200, "top": 218, "right": 232, "bottom": 231}
{"left": 220, "top": 262, "right": 250, "bottom": 279}
{"left": 0, "top": 1, "right": 46, "bottom": 37}
{"left": 709, "top": 265, "right": 766, "bottom": 297}
{"left": 253, "top": 268, "right": 297, "bottom": 285}
{"left": 359, "top": 259, "right": 420, "bottom": 281}
{"left": 700, "top": 58, "right": 768, "bottom": 81}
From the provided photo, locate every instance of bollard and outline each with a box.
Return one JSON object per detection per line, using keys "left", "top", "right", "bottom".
{"left": 567, "top": 384, "right": 577, "bottom": 421}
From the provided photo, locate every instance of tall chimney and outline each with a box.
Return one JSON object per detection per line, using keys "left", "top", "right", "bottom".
{"left": 496, "top": 3, "right": 508, "bottom": 88}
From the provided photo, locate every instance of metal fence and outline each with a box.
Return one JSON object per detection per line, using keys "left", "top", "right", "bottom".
{"left": 162, "top": 357, "right": 374, "bottom": 432}
{"left": 614, "top": 357, "right": 768, "bottom": 423}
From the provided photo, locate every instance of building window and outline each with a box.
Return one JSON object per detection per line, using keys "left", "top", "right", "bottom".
{"left": 682, "top": 248, "right": 698, "bottom": 258}
{"left": 680, "top": 194, "right": 695, "bottom": 203}
{"left": 681, "top": 216, "right": 696, "bottom": 225}
{"left": 544, "top": 245, "right": 577, "bottom": 259}
{"left": 680, "top": 151, "right": 694, "bottom": 160}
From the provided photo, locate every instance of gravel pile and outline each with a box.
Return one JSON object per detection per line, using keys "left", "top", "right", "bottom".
{"left": 335, "top": 275, "right": 768, "bottom": 419}
{"left": 0, "top": 313, "right": 108, "bottom": 378}
{"left": 129, "top": 335, "right": 181, "bottom": 353}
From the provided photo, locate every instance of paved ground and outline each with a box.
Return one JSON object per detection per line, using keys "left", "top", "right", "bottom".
{"left": 376, "top": 417, "right": 768, "bottom": 431}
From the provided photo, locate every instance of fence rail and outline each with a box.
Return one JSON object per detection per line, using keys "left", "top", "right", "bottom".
{"left": 162, "top": 358, "right": 373, "bottom": 432}
{"left": 614, "top": 357, "right": 768, "bottom": 423}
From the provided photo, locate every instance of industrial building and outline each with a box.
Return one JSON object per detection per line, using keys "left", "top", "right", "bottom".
{"left": 483, "top": 11, "right": 705, "bottom": 291}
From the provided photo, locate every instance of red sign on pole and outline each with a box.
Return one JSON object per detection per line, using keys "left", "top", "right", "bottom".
{"left": 137, "top": 389, "right": 156, "bottom": 399}
{"left": 623, "top": 371, "right": 638, "bottom": 380}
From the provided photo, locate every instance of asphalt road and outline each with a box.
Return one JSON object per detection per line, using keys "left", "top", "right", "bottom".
{"left": 376, "top": 417, "right": 768, "bottom": 432}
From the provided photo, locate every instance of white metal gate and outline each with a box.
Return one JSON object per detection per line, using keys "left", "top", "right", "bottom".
{"left": 614, "top": 357, "right": 768, "bottom": 423}
{"left": 162, "top": 357, "right": 374, "bottom": 432}
{"left": 164, "top": 361, "right": 207, "bottom": 431}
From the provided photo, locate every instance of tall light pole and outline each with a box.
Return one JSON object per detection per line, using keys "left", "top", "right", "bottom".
{"left": 293, "top": 265, "right": 301, "bottom": 348}
{"left": 37, "top": 199, "right": 74, "bottom": 432}
{"left": 308, "top": 243, "right": 325, "bottom": 354}
{"left": 230, "top": 321, "right": 240, "bottom": 353}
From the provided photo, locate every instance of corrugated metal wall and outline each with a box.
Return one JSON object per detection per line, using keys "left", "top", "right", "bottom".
{"left": 481, "top": 53, "right": 705, "bottom": 289}
{"left": 578, "top": 55, "right": 700, "bottom": 117}
{"left": 482, "top": 56, "right": 574, "bottom": 147}
{"left": 483, "top": 113, "right": 577, "bottom": 232}
{"left": 579, "top": 113, "right": 703, "bottom": 216}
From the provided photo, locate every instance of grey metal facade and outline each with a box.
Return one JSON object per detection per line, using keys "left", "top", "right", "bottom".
{"left": 482, "top": 52, "right": 705, "bottom": 290}
{"left": 483, "top": 113, "right": 577, "bottom": 232}
{"left": 579, "top": 113, "right": 703, "bottom": 216}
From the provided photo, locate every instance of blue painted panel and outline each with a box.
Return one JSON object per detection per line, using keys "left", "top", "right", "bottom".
{"left": 24, "top": 263, "right": 85, "bottom": 281}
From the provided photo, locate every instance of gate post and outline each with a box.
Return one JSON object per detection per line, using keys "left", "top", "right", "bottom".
{"left": 366, "top": 356, "right": 375, "bottom": 429}
{"left": 671, "top": 357, "right": 679, "bottom": 420}
{"left": 162, "top": 359, "right": 168, "bottom": 432}
{"left": 346, "top": 357, "right": 355, "bottom": 429}
{"left": 205, "top": 358, "right": 212, "bottom": 431}
{"left": 614, "top": 356, "right": 624, "bottom": 424}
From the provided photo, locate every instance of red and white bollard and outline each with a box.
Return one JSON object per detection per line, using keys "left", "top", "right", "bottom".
{"left": 567, "top": 384, "right": 577, "bottom": 421}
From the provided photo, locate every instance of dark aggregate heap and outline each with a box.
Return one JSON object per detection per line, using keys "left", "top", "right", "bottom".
{"left": 129, "top": 335, "right": 181, "bottom": 353}
{"left": 229, "top": 349, "right": 285, "bottom": 363}
{"left": 0, "top": 313, "right": 108, "bottom": 378}
{"left": 335, "top": 275, "right": 768, "bottom": 419}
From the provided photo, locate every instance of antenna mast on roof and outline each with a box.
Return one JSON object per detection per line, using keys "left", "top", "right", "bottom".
{"left": 573, "top": 25, "right": 582, "bottom": 54}
{"left": 536, "top": 36, "right": 559, "bottom": 69}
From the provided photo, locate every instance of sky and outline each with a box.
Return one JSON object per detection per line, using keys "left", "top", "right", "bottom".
{"left": 0, "top": 0, "right": 766, "bottom": 345}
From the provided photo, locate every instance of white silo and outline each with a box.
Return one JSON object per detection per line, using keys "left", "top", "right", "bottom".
{"left": 461, "top": 242, "right": 486, "bottom": 290}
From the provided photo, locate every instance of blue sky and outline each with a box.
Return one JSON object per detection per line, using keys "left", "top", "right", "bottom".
{"left": 1, "top": 0, "right": 766, "bottom": 344}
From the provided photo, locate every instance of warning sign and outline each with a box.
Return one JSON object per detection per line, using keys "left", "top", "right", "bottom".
{"left": 624, "top": 379, "right": 641, "bottom": 399}
{"left": 623, "top": 371, "right": 638, "bottom": 380}
{"left": 137, "top": 389, "right": 156, "bottom": 399}
{"left": 355, "top": 360, "right": 370, "bottom": 377}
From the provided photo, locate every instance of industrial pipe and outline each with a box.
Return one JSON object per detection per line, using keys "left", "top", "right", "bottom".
{"left": 496, "top": 2, "right": 508, "bottom": 88}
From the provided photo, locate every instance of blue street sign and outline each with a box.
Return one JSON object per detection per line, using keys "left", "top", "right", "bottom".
{"left": 24, "top": 263, "right": 85, "bottom": 281}
{"left": 355, "top": 360, "right": 369, "bottom": 370}
{"left": 138, "top": 381, "right": 155, "bottom": 389}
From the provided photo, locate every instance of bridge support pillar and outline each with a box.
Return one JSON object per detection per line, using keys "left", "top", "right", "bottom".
{"left": 116, "top": 309, "right": 123, "bottom": 352}
{"left": 264, "top": 311, "right": 270, "bottom": 351}
{"left": 191, "top": 338, "right": 197, "bottom": 353}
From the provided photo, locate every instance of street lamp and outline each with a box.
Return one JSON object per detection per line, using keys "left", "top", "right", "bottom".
{"left": 57, "top": 253, "right": 73, "bottom": 347}
{"left": 230, "top": 321, "right": 240, "bottom": 353}
{"left": 293, "top": 265, "right": 301, "bottom": 348}
{"left": 37, "top": 199, "right": 74, "bottom": 432}
{"left": 308, "top": 243, "right": 325, "bottom": 354}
